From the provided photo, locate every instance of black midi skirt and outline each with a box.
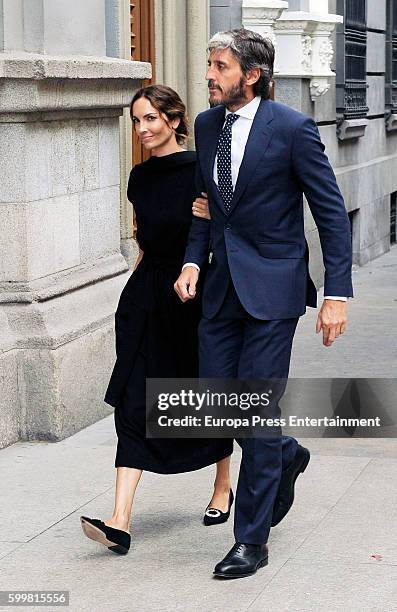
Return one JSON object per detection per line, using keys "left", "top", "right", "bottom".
{"left": 104, "top": 256, "right": 233, "bottom": 473}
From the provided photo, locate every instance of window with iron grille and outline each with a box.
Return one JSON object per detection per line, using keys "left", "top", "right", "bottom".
{"left": 336, "top": 0, "right": 369, "bottom": 119}
{"left": 386, "top": 0, "right": 397, "bottom": 114}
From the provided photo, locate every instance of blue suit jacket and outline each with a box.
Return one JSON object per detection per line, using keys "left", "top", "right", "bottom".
{"left": 183, "top": 98, "right": 353, "bottom": 320}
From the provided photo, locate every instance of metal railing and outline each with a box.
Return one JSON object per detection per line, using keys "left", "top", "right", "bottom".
{"left": 336, "top": 0, "right": 369, "bottom": 120}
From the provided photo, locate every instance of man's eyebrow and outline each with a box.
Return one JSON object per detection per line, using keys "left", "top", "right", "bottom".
{"left": 208, "top": 59, "right": 227, "bottom": 67}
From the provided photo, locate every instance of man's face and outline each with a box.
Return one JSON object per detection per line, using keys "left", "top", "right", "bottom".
{"left": 206, "top": 48, "right": 248, "bottom": 108}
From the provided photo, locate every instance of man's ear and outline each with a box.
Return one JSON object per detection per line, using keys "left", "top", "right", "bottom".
{"left": 245, "top": 68, "right": 261, "bottom": 87}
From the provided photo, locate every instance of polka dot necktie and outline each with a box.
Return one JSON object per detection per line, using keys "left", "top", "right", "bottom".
{"left": 216, "top": 113, "right": 239, "bottom": 212}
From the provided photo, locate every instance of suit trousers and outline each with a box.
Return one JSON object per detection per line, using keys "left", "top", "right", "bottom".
{"left": 198, "top": 276, "right": 299, "bottom": 544}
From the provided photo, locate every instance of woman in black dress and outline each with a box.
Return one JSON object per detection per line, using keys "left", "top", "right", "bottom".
{"left": 80, "top": 85, "right": 233, "bottom": 554}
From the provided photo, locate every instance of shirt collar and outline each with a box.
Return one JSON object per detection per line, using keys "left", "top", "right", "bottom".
{"left": 225, "top": 95, "right": 261, "bottom": 120}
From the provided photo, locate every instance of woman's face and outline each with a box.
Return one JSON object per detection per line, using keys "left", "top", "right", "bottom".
{"left": 131, "top": 97, "right": 179, "bottom": 151}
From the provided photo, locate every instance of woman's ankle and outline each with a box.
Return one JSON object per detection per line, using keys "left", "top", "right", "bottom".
{"left": 213, "top": 480, "right": 231, "bottom": 494}
{"left": 107, "top": 512, "right": 130, "bottom": 531}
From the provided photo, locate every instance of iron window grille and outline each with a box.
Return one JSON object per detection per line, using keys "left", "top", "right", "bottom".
{"left": 386, "top": 0, "right": 397, "bottom": 115}
{"left": 391, "top": 193, "right": 397, "bottom": 245}
{"left": 336, "top": 0, "right": 369, "bottom": 120}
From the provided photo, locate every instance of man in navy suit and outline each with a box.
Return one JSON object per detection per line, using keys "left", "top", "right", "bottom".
{"left": 175, "top": 28, "right": 353, "bottom": 578}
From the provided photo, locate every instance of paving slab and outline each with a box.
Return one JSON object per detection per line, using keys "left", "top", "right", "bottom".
{"left": 0, "top": 438, "right": 115, "bottom": 542}
{"left": 291, "top": 458, "right": 397, "bottom": 566}
{"left": 247, "top": 561, "right": 397, "bottom": 612}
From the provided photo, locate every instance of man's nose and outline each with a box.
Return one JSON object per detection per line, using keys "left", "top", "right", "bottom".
{"left": 205, "top": 67, "right": 213, "bottom": 81}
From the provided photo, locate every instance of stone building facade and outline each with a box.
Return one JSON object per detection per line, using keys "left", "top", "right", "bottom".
{"left": 1, "top": 0, "right": 396, "bottom": 449}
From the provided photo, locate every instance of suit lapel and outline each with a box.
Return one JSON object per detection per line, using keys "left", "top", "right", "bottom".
{"left": 226, "top": 98, "right": 274, "bottom": 216}
{"left": 199, "top": 98, "right": 275, "bottom": 215}
{"left": 199, "top": 105, "right": 226, "bottom": 211}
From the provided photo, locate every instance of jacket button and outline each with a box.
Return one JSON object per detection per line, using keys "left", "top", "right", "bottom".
{"left": 225, "top": 224, "right": 231, "bottom": 230}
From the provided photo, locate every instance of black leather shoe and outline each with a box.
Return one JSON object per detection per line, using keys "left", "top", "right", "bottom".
{"left": 271, "top": 444, "right": 310, "bottom": 527}
{"left": 80, "top": 516, "right": 131, "bottom": 555}
{"left": 203, "top": 489, "right": 234, "bottom": 526}
{"left": 213, "top": 542, "right": 268, "bottom": 578}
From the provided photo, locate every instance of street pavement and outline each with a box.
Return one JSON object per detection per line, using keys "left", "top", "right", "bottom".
{"left": 0, "top": 246, "right": 396, "bottom": 612}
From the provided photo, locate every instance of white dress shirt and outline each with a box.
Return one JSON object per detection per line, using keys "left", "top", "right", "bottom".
{"left": 213, "top": 95, "right": 262, "bottom": 189}
{"left": 184, "top": 96, "right": 347, "bottom": 302}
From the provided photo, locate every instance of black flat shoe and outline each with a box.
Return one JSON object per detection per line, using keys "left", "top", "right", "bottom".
{"left": 80, "top": 516, "right": 131, "bottom": 555}
{"left": 271, "top": 444, "right": 310, "bottom": 527}
{"left": 213, "top": 542, "right": 269, "bottom": 578}
{"left": 203, "top": 489, "right": 234, "bottom": 526}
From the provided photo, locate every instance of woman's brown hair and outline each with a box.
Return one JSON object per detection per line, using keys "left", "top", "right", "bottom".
{"left": 130, "top": 84, "right": 189, "bottom": 145}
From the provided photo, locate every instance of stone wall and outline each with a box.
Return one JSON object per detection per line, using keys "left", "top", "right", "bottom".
{"left": 0, "top": 3, "right": 151, "bottom": 449}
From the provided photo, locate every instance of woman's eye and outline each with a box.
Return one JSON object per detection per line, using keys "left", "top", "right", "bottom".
{"left": 148, "top": 116, "right": 156, "bottom": 121}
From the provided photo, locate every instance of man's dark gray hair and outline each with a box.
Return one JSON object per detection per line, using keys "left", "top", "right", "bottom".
{"left": 207, "top": 28, "right": 275, "bottom": 99}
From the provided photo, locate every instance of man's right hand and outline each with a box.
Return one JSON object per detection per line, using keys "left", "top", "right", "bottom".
{"left": 174, "top": 266, "right": 199, "bottom": 302}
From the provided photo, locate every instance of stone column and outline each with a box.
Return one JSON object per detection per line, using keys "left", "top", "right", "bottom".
{"left": 186, "top": 0, "right": 210, "bottom": 147}
{"left": 0, "top": 0, "right": 151, "bottom": 448}
{"left": 160, "top": 0, "right": 188, "bottom": 104}
{"left": 154, "top": 0, "right": 164, "bottom": 84}
{"left": 155, "top": 0, "right": 210, "bottom": 146}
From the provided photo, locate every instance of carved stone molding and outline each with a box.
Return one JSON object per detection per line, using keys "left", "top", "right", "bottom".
{"left": 310, "top": 77, "right": 330, "bottom": 98}
{"left": 318, "top": 38, "right": 334, "bottom": 70}
{"left": 301, "top": 35, "right": 312, "bottom": 72}
{"left": 242, "top": 0, "right": 288, "bottom": 73}
{"left": 385, "top": 111, "right": 397, "bottom": 132}
{"left": 336, "top": 117, "right": 369, "bottom": 141}
{"left": 0, "top": 53, "right": 151, "bottom": 114}
{"left": 273, "top": 20, "right": 310, "bottom": 31}
{"left": 273, "top": 10, "right": 343, "bottom": 100}
{"left": 242, "top": 0, "right": 289, "bottom": 24}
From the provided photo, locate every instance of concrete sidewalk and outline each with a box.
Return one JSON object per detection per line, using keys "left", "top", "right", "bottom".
{"left": 291, "top": 243, "right": 397, "bottom": 378}
{"left": 1, "top": 247, "right": 396, "bottom": 612}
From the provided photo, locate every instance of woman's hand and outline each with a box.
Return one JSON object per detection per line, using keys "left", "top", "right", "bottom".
{"left": 132, "top": 208, "right": 138, "bottom": 241}
{"left": 192, "top": 192, "right": 211, "bottom": 220}
{"left": 133, "top": 249, "right": 144, "bottom": 271}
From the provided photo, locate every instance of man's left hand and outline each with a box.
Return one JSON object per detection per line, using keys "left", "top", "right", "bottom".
{"left": 316, "top": 300, "right": 348, "bottom": 347}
